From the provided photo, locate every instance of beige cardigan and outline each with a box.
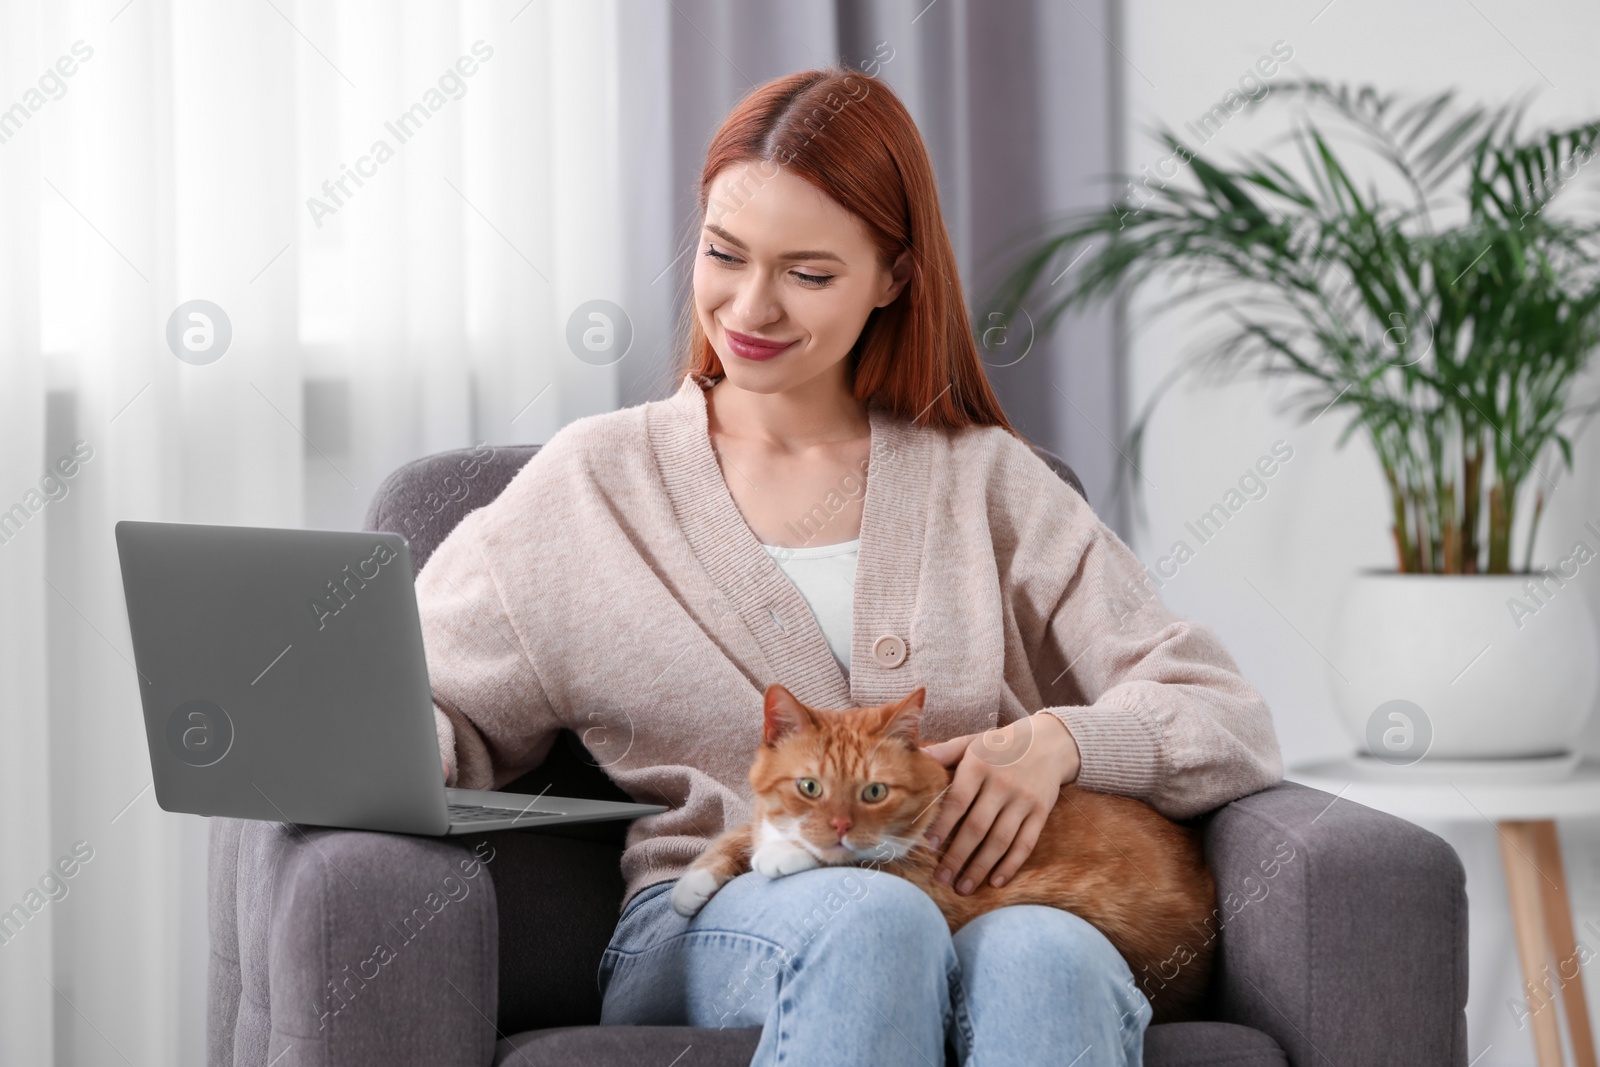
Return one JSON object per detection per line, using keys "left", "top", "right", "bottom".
{"left": 420, "top": 371, "right": 1284, "bottom": 911}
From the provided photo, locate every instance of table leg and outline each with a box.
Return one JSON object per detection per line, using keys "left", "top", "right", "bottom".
{"left": 1501, "top": 820, "right": 1566, "bottom": 1066}
{"left": 1531, "top": 820, "right": 1599, "bottom": 1067}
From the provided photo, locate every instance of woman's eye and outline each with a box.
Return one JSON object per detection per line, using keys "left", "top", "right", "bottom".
{"left": 797, "top": 777, "right": 822, "bottom": 798}
{"left": 861, "top": 783, "right": 887, "bottom": 802}
{"left": 700, "top": 245, "right": 831, "bottom": 288}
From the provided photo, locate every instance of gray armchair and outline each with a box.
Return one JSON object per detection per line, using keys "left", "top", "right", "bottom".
{"left": 207, "top": 442, "right": 1470, "bottom": 1067}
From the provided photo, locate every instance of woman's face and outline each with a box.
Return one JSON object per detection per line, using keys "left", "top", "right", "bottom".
{"left": 694, "top": 161, "right": 909, "bottom": 396}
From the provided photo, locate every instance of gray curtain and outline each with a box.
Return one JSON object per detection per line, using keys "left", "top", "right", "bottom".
{"left": 614, "top": 0, "right": 1129, "bottom": 532}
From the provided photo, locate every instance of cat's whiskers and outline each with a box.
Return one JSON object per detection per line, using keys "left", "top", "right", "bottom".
{"left": 850, "top": 833, "right": 920, "bottom": 864}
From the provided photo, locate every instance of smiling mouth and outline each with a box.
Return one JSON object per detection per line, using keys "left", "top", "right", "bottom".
{"left": 724, "top": 327, "right": 797, "bottom": 361}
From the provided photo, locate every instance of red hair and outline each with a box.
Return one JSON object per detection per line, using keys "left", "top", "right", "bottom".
{"left": 681, "top": 67, "right": 1019, "bottom": 436}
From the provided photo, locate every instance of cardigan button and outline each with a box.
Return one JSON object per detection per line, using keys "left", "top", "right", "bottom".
{"left": 872, "top": 634, "right": 907, "bottom": 668}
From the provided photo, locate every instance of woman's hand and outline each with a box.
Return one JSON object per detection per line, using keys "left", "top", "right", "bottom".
{"left": 917, "top": 711, "right": 1081, "bottom": 895}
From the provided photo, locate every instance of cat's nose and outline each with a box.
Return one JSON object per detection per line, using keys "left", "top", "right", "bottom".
{"left": 830, "top": 815, "right": 852, "bottom": 838}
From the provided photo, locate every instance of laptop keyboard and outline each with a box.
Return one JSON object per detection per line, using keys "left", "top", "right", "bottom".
{"left": 448, "top": 803, "right": 563, "bottom": 822}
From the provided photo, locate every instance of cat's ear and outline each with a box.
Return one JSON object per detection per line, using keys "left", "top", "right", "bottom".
{"left": 877, "top": 687, "right": 927, "bottom": 744}
{"left": 762, "top": 684, "right": 814, "bottom": 746}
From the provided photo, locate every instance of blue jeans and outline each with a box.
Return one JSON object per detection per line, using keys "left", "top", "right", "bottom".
{"left": 597, "top": 866, "right": 1152, "bottom": 1066}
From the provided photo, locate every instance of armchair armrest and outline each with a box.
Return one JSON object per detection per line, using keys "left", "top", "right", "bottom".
{"left": 1202, "top": 781, "right": 1468, "bottom": 1067}
{"left": 210, "top": 810, "right": 631, "bottom": 1067}
{"left": 263, "top": 825, "right": 500, "bottom": 1066}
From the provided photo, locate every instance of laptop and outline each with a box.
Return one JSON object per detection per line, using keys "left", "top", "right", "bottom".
{"left": 114, "top": 520, "right": 667, "bottom": 835}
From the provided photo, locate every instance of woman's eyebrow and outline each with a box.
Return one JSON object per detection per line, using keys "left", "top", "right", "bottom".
{"left": 703, "top": 223, "right": 845, "bottom": 264}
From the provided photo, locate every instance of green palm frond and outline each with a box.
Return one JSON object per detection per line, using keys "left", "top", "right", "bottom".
{"left": 978, "top": 81, "right": 1600, "bottom": 574}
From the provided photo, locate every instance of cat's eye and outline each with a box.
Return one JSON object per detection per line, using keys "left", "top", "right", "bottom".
{"left": 796, "top": 777, "right": 822, "bottom": 798}
{"left": 861, "top": 783, "right": 888, "bottom": 803}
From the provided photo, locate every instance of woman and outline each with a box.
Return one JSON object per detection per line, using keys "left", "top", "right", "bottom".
{"left": 419, "top": 67, "right": 1283, "bottom": 1065}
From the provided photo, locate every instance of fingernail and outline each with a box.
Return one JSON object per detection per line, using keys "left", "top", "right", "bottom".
{"left": 991, "top": 874, "right": 1005, "bottom": 887}
{"left": 924, "top": 831, "right": 939, "bottom": 846}
{"left": 957, "top": 878, "right": 974, "bottom": 895}
{"left": 937, "top": 868, "right": 952, "bottom": 885}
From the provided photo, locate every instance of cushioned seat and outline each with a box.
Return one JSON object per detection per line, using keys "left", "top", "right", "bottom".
{"left": 492, "top": 1021, "right": 1288, "bottom": 1066}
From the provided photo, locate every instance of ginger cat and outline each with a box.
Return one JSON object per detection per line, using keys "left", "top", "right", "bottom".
{"left": 671, "top": 683, "right": 1218, "bottom": 1022}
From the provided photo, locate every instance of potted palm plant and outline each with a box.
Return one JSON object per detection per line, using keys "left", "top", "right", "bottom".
{"left": 985, "top": 82, "right": 1600, "bottom": 764}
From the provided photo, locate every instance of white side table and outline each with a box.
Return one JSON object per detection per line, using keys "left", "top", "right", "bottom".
{"left": 1291, "top": 756, "right": 1600, "bottom": 1067}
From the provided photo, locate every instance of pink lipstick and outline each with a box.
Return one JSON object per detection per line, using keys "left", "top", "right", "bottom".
{"left": 725, "top": 327, "right": 796, "bottom": 361}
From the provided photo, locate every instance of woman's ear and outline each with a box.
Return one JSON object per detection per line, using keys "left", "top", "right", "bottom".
{"left": 878, "top": 248, "right": 913, "bottom": 307}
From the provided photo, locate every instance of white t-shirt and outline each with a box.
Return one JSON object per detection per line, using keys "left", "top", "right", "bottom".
{"left": 759, "top": 537, "right": 859, "bottom": 676}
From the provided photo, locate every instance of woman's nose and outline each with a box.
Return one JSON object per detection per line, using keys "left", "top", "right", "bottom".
{"left": 731, "top": 272, "right": 782, "bottom": 325}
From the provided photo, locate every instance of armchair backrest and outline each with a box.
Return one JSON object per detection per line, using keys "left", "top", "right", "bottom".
{"left": 364, "top": 443, "right": 543, "bottom": 576}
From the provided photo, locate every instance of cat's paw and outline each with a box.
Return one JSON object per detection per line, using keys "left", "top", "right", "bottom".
{"left": 671, "top": 867, "right": 724, "bottom": 917}
{"left": 751, "top": 841, "right": 819, "bottom": 879}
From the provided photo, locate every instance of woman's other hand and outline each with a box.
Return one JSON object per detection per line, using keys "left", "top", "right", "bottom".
{"left": 917, "top": 712, "right": 1081, "bottom": 895}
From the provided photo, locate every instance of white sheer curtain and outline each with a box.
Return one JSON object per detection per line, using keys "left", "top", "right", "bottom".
{"left": 0, "top": 1, "right": 655, "bottom": 1061}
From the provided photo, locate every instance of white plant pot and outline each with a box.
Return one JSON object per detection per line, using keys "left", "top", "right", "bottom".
{"left": 1327, "top": 570, "right": 1600, "bottom": 760}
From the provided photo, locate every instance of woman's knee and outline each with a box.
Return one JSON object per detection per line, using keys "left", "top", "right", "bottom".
{"left": 955, "top": 905, "right": 1139, "bottom": 994}
{"left": 951, "top": 906, "right": 1153, "bottom": 1059}
{"left": 736, "top": 866, "right": 952, "bottom": 967}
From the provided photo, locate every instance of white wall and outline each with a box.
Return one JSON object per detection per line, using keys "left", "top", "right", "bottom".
{"left": 1120, "top": 2, "right": 1600, "bottom": 1063}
